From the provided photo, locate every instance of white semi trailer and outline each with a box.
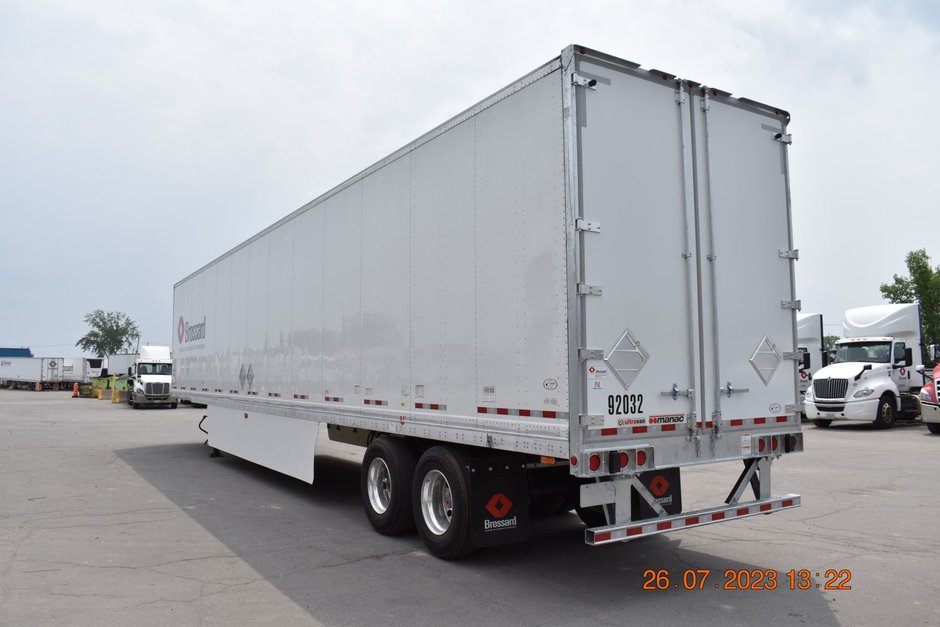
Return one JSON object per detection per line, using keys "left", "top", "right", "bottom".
{"left": 174, "top": 45, "right": 804, "bottom": 559}
{"left": 0, "top": 357, "right": 66, "bottom": 389}
{"left": 796, "top": 313, "right": 826, "bottom": 415}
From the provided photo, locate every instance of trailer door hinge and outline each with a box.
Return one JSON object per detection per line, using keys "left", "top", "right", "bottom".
{"left": 578, "top": 283, "right": 603, "bottom": 296}
{"left": 579, "top": 348, "right": 604, "bottom": 361}
{"left": 572, "top": 73, "right": 598, "bottom": 89}
{"left": 780, "top": 299, "right": 802, "bottom": 311}
{"left": 778, "top": 249, "right": 799, "bottom": 260}
{"left": 773, "top": 132, "right": 793, "bottom": 145}
{"left": 576, "top": 218, "right": 601, "bottom": 233}
{"left": 579, "top": 414, "right": 604, "bottom": 427}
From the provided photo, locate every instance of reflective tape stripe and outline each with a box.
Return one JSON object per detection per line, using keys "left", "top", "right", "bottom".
{"left": 477, "top": 407, "right": 567, "bottom": 419}
{"left": 414, "top": 402, "right": 446, "bottom": 410}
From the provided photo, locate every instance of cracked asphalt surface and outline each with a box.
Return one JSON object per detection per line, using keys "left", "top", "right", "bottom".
{"left": 1, "top": 390, "right": 938, "bottom": 626}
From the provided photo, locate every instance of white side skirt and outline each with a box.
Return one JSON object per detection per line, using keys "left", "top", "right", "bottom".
{"left": 207, "top": 406, "right": 318, "bottom": 483}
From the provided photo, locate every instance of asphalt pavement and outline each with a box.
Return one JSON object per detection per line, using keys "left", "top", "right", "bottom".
{"left": 1, "top": 390, "right": 938, "bottom": 626}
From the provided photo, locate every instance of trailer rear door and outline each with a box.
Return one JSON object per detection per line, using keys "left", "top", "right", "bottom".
{"left": 572, "top": 54, "right": 798, "bottom": 469}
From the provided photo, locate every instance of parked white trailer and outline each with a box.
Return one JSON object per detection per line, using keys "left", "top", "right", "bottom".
{"left": 0, "top": 357, "right": 66, "bottom": 389}
{"left": 107, "top": 353, "right": 139, "bottom": 378}
{"left": 796, "top": 313, "right": 826, "bottom": 398}
{"left": 805, "top": 304, "right": 922, "bottom": 427}
{"left": 174, "top": 45, "right": 803, "bottom": 558}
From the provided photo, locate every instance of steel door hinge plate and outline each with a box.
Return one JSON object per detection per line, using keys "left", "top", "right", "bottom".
{"left": 773, "top": 132, "right": 793, "bottom": 144}
{"left": 572, "top": 73, "right": 598, "bottom": 89}
{"left": 576, "top": 218, "right": 601, "bottom": 233}
{"left": 578, "top": 283, "right": 603, "bottom": 296}
{"left": 579, "top": 348, "right": 603, "bottom": 361}
{"left": 778, "top": 249, "right": 799, "bottom": 260}
{"left": 780, "top": 300, "right": 802, "bottom": 310}
{"left": 580, "top": 415, "right": 604, "bottom": 427}
{"left": 785, "top": 404, "right": 803, "bottom": 413}
{"left": 782, "top": 352, "right": 801, "bottom": 361}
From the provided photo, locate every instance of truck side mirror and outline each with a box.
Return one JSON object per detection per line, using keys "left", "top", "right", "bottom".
{"left": 128, "top": 367, "right": 132, "bottom": 376}
{"left": 801, "top": 352, "right": 811, "bottom": 370}
{"left": 904, "top": 347, "right": 913, "bottom": 367}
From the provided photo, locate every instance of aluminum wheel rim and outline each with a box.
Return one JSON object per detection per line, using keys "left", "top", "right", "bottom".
{"left": 420, "top": 469, "right": 453, "bottom": 536}
{"left": 367, "top": 458, "right": 392, "bottom": 515}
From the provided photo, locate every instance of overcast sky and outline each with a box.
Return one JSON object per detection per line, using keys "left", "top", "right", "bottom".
{"left": 2, "top": 0, "right": 938, "bottom": 356}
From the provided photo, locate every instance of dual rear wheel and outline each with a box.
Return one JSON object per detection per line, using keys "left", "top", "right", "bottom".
{"left": 360, "top": 439, "right": 474, "bottom": 559}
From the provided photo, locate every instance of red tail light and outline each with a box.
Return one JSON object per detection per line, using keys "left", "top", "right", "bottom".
{"left": 589, "top": 454, "right": 600, "bottom": 471}
{"left": 636, "top": 450, "right": 647, "bottom": 466}
{"left": 771, "top": 436, "right": 779, "bottom": 451}
{"left": 569, "top": 455, "right": 578, "bottom": 467}
{"left": 619, "top": 452, "right": 629, "bottom": 467}
{"left": 758, "top": 439, "right": 766, "bottom": 453}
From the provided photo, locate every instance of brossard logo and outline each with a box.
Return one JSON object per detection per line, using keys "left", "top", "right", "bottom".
{"left": 483, "top": 493, "right": 517, "bottom": 531}
{"left": 178, "top": 316, "right": 207, "bottom": 344}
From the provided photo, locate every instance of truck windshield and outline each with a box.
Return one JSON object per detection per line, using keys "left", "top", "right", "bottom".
{"left": 833, "top": 342, "right": 891, "bottom": 364}
{"left": 138, "top": 363, "right": 172, "bottom": 375}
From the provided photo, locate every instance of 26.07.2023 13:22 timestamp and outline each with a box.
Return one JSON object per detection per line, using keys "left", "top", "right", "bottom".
{"left": 642, "top": 569, "right": 853, "bottom": 591}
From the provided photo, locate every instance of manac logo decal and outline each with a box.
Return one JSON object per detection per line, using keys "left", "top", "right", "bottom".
{"left": 483, "top": 493, "right": 517, "bottom": 531}
{"left": 178, "top": 316, "right": 207, "bottom": 344}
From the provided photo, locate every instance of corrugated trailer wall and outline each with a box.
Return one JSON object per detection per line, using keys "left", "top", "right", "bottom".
{"left": 174, "top": 62, "right": 569, "bottom": 442}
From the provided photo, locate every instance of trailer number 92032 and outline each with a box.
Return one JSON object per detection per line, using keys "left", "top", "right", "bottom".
{"left": 608, "top": 394, "right": 643, "bottom": 415}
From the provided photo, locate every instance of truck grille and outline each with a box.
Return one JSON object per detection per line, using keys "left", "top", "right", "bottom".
{"left": 145, "top": 382, "right": 169, "bottom": 397}
{"left": 813, "top": 378, "right": 848, "bottom": 399}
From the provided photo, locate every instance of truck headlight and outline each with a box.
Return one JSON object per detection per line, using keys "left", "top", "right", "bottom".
{"left": 853, "top": 388, "right": 875, "bottom": 398}
{"left": 920, "top": 389, "right": 932, "bottom": 401}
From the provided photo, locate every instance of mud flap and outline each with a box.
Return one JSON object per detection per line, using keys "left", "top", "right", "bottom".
{"left": 631, "top": 467, "right": 682, "bottom": 520}
{"left": 468, "top": 456, "right": 530, "bottom": 547}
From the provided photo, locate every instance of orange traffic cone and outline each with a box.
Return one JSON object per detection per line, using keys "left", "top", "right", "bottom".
{"left": 73, "top": 382, "right": 79, "bottom": 398}
{"left": 35, "top": 381, "right": 41, "bottom": 392}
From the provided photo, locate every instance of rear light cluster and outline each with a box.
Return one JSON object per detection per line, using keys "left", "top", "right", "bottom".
{"left": 581, "top": 446, "right": 654, "bottom": 475}
{"left": 752, "top": 432, "right": 803, "bottom": 457}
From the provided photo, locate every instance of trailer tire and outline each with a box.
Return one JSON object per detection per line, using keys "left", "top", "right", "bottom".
{"left": 812, "top": 419, "right": 832, "bottom": 428}
{"left": 361, "top": 437, "right": 416, "bottom": 535}
{"left": 926, "top": 422, "right": 940, "bottom": 435}
{"left": 412, "top": 446, "right": 474, "bottom": 560}
{"left": 874, "top": 394, "right": 897, "bottom": 429}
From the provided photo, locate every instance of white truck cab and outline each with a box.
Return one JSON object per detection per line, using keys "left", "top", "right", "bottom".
{"left": 804, "top": 304, "right": 921, "bottom": 428}
{"left": 128, "top": 346, "right": 177, "bottom": 409}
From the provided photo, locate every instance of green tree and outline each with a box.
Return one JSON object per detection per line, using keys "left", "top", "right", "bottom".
{"left": 880, "top": 249, "right": 940, "bottom": 363}
{"left": 76, "top": 310, "right": 140, "bottom": 357}
{"left": 823, "top": 335, "right": 840, "bottom": 349}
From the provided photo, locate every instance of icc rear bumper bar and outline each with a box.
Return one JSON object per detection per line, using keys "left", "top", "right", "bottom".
{"left": 585, "top": 494, "right": 801, "bottom": 545}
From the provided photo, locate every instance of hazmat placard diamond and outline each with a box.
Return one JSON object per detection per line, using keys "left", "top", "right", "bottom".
{"left": 750, "top": 335, "right": 781, "bottom": 385}
{"left": 238, "top": 364, "right": 247, "bottom": 389}
{"left": 246, "top": 364, "right": 254, "bottom": 389}
{"left": 605, "top": 328, "right": 649, "bottom": 391}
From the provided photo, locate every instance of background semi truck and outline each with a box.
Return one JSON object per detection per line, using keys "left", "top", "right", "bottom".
{"left": 127, "top": 346, "right": 176, "bottom": 409}
{"left": 805, "top": 304, "right": 922, "bottom": 428}
{"left": 174, "top": 44, "right": 803, "bottom": 559}
{"left": 917, "top": 364, "right": 940, "bottom": 434}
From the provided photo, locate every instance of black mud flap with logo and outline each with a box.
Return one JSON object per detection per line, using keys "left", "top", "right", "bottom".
{"left": 631, "top": 467, "right": 682, "bottom": 521}
{"left": 467, "top": 456, "right": 530, "bottom": 547}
